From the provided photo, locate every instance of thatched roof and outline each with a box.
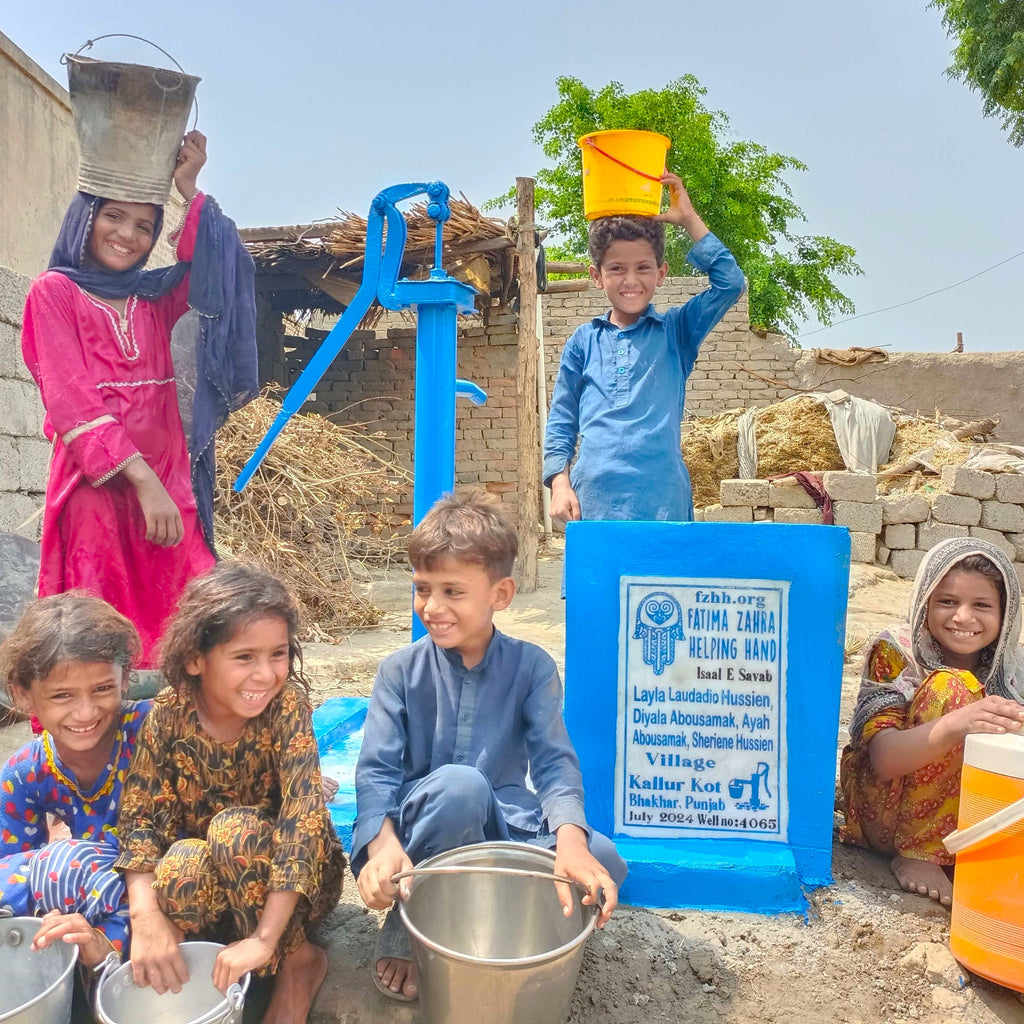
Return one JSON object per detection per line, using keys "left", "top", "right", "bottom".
{"left": 242, "top": 195, "right": 518, "bottom": 316}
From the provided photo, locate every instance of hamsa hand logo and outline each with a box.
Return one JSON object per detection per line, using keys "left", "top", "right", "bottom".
{"left": 633, "top": 592, "right": 684, "bottom": 676}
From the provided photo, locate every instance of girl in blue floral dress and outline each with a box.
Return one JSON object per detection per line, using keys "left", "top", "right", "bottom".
{"left": 0, "top": 592, "right": 150, "bottom": 967}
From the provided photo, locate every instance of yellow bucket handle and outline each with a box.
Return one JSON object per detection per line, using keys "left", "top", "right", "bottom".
{"left": 582, "top": 138, "right": 664, "bottom": 183}
{"left": 942, "top": 791, "right": 1024, "bottom": 855}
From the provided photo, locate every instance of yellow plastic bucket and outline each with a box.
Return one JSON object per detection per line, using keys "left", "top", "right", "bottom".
{"left": 578, "top": 130, "right": 671, "bottom": 220}
{"left": 942, "top": 733, "right": 1024, "bottom": 991}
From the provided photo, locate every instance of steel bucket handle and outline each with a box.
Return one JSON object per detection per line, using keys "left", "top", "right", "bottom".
{"left": 62, "top": 35, "right": 199, "bottom": 130}
{"left": 92, "top": 951, "right": 122, "bottom": 1024}
{"left": 392, "top": 864, "right": 596, "bottom": 897}
{"left": 93, "top": 951, "right": 246, "bottom": 1024}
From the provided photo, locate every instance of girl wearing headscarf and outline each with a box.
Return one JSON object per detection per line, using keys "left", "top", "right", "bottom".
{"left": 21, "top": 131, "right": 258, "bottom": 668}
{"left": 840, "top": 537, "right": 1024, "bottom": 905}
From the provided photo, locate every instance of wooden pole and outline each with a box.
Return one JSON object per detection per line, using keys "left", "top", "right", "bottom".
{"left": 536, "top": 294, "right": 552, "bottom": 539}
{"left": 543, "top": 278, "right": 591, "bottom": 294}
{"left": 514, "top": 178, "right": 539, "bottom": 593}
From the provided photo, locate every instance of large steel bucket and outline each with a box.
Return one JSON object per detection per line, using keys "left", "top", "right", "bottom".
{"left": 398, "top": 842, "right": 599, "bottom": 1024}
{"left": 66, "top": 54, "right": 200, "bottom": 205}
{"left": 95, "top": 942, "right": 249, "bottom": 1024}
{"left": 0, "top": 916, "right": 78, "bottom": 1024}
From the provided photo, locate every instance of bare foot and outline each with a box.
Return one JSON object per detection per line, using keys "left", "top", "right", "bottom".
{"left": 263, "top": 940, "right": 328, "bottom": 1024}
{"left": 891, "top": 854, "right": 953, "bottom": 906}
{"left": 376, "top": 955, "right": 418, "bottom": 1000}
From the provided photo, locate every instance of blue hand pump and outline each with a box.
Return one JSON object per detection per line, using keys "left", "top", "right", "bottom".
{"left": 234, "top": 182, "right": 482, "bottom": 639}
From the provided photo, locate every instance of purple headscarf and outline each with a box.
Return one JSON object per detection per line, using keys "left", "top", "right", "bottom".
{"left": 47, "top": 191, "right": 258, "bottom": 552}
{"left": 47, "top": 192, "right": 188, "bottom": 298}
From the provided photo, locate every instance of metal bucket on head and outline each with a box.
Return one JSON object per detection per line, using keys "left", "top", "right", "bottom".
{"left": 397, "top": 842, "right": 599, "bottom": 1024}
{"left": 0, "top": 914, "right": 78, "bottom": 1024}
{"left": 94, "top": 941, "right": 249, "bottom": 1024}
{"left": 66, "top": 52, "right": 200, "bottom": 205}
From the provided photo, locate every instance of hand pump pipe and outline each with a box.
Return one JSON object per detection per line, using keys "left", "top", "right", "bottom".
{"left": 234, "top": 182, "right": 482, "bottom": 638}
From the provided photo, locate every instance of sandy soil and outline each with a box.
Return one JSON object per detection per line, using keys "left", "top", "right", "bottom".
{"left": 299, "top": 545, "right": 1024, "bottom": 1024}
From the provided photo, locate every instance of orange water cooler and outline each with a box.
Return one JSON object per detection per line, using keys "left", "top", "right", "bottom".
{"left": 944, "top": 732, "right": 1024, "bottom": 991}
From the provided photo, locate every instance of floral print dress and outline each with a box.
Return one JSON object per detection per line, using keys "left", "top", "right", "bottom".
{"left": 115, "top": 685, "right": 344, "bottom": 964}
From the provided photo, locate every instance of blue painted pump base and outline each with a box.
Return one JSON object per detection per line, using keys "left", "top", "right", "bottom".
{"left": 563, "top": 521, "right": 850, "bottom": 914}
{"left": 618, "top": 838, "right": 804, "bottom": 912}
{"left": 312, "top": 696, "right": 369, "bottom": 854}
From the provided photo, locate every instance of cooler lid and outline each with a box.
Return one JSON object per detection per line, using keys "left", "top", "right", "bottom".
{"left": 964, "top": 732, "right": 1024, "bottom": 779}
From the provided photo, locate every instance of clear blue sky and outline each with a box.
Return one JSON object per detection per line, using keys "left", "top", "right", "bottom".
{"left": 6, "top": 1, "right": 1023, "bottom": 352}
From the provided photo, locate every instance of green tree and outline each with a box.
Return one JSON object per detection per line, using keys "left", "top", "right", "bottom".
{"left": 931, "top": 0, "right": 1024, "bottom": 146}
{"left": 501, "top": 76, "right": 860, "bottom": 337}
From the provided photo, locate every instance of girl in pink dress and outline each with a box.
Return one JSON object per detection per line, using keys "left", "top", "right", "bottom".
{"left": 21, "top": 132, "right": 258, "bottom": 667}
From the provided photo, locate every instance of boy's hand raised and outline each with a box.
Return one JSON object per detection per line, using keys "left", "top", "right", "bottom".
{"left": 553, "top": 824, "right": 618, "bottom": 928}
{"left": 653, "top": 172, "right": 708, "bottom": 242}
{"left": 358, "top": 820, "right": 413, "bottom": 910}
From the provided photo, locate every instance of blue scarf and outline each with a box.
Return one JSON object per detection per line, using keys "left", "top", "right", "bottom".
{"left": 48, "top": 192, "right": 259, "bottom": 552}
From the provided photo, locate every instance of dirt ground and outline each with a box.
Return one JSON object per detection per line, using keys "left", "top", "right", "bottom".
{"left": 297, "top": 543, "right": 1024, "bottom": 1024}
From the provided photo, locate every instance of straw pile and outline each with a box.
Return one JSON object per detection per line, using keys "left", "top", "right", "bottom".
{"left": 878, "top": 419, "right": 973, "bottom": 493}
{"left": 214, "top": 392, "right": 409, "bottom": 641}
{"left": 683, "top": 397, "right": 991, "bottom": 506}
{"left": 322, "top": 195, "right": 509, "bottom": 273}
{"left": 884, "top": 419, "right": 957, "bottom": 466}
{"left": 755, "top": 399, "right": 844, "bottom": 477}
{"left": 683, "top": 397, "right": 845, "bottom": 507}
{"left": 682, "top": 410, "right": 742, "bottom": 510}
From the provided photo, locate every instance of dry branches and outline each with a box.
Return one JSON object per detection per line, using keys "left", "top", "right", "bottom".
{"left": 214, "top": 391, "right": 409, "bottom": 641}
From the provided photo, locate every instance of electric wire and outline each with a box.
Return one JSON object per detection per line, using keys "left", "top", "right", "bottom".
{"left": 797, "top": 247, "right": 1024, "bottom": 339}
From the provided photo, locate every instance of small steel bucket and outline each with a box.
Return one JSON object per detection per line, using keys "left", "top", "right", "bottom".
{"left": 397, "top": 842, "right": 599, "bottom": 1024}
{"left": 0, "top": 915, "right": 78, "bottom": 1024}
{"left": 66, "top": 54, "right": 200, "bottom": 204}
{"left": 95, "top": 942, "right": 249, "bottom": 1024}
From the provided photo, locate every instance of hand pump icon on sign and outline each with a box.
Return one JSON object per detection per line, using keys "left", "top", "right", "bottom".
{"left": 729, "top": 762, "right": 772, "bottom": 812}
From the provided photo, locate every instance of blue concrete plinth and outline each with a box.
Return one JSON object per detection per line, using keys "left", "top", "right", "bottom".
{"left": 617, "top": 838, "right": 802, "bottom": 912}
{"left": 312, "top": 696, "right": 370, "bottom": 854}
{"left": 563, "top": 521, "right": 850, "bottom": 914}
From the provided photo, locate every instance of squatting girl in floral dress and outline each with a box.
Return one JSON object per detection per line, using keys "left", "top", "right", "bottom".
{"left": 840, "top": 537, "right": 1024, "bottom": 906}
{"left": 115, "top": 563, "right": 344, "bottom": 1024}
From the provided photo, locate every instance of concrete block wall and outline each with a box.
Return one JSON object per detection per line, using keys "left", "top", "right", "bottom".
{"left": 0, "top": 266, "right": 46, "bottom": 537}
{"left": 703, "top": 468, "right": 1024, "bottom": 582}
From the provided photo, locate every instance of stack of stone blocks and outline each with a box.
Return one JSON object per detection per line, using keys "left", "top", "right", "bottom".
{"left": 700, "top": 467, "right": 1024, "bottom": 586}
{"left": 879, "top": 467, "right": 1024, "bottom": 585}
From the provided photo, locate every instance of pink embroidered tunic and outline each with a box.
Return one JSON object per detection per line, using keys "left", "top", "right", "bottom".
{"left": 21, "top": 198, "right": 215, "bottom": 666}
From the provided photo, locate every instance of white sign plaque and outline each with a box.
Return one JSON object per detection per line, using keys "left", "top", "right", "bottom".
{"left": 615, "top": 577, "right": 789, "bottom": 841}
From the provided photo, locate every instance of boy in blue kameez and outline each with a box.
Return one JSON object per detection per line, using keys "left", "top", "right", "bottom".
{"left": 353, "top": 493, "right": 626, "bottom": 1001}
{"left": 544, "top": 172, "right": 745, "bottom": 523}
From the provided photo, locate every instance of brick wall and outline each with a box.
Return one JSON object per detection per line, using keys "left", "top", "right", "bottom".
{"left": 248, "top": 274, "right": 1024, "bottom": 528}
{"left": 277, "top": 312, "right": 523, "bottom": 523}
{"left": 0, "top": 266, "right": 47, "bottom": 537}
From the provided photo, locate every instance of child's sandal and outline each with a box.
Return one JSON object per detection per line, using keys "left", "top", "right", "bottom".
{"left": 372, "top": 907, "right": 417, "bottom": 1003}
